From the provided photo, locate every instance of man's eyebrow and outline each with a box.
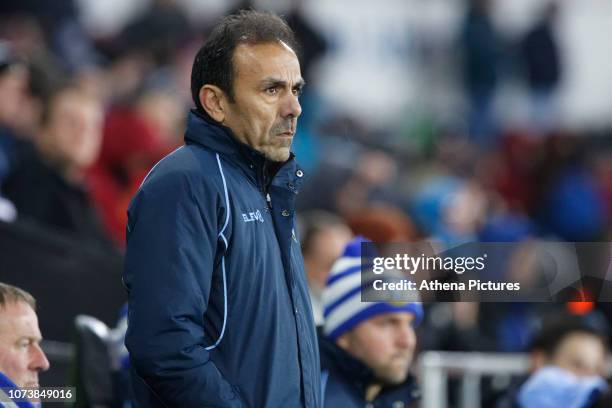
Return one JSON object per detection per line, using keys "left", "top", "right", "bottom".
{"left": 17, "top": 335, "right": 42, "bottom": 343}
{"left": 260, "top": 77, "right": 306, "bottom": 89}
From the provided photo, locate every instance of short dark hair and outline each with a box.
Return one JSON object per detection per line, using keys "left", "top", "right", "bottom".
{"left": 529, "top": 316, "right": 608, "bottom": 357}
{"left": 190, "top": 10, "right": 298, "bottom": 114}
{"left": 0, "top": 282, "right": 36, "bottom": 311}
{"left": 299, "top": 211, "right": 348, "bottom": 256}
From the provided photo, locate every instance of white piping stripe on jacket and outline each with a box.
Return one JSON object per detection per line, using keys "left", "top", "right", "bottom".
{"left": 216, "top": 153, "right": 230, "bottom": 241}
{"left": 138, "top": 146, "right": 185, "bottom": 190}
{"left": 205, "top": 153, "right": 230, "bottom": 350}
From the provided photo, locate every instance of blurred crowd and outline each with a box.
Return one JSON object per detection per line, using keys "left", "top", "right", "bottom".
{"left": 1, "top": 0, "right": 612, "bottom": 407}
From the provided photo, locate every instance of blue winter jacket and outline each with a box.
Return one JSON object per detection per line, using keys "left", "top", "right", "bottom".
{"left": 123, "top": 111, "right": 321, "bottom": 408}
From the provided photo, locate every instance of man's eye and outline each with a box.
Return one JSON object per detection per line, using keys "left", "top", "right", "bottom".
{"left": 375, "top": 319, "right": 392, "bottom": 327}
{"left": 292, "top": 88, "right": 302, "bottom": 97}
{"left": 266, "top": 87, "right": 278, "bottom": 95}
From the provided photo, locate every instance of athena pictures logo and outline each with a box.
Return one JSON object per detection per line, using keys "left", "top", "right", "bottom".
{"left": 360, "top": 241, "right": 612, "bottom": 303}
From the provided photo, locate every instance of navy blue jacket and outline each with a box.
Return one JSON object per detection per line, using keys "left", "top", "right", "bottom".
{"left": 320, "top": 336, "right": 420, "bottom": 408}
{"left": 123, "top": 111, "right": 321, "bottom": 407}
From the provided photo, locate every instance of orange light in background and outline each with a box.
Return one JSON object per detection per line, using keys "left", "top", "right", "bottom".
{"left": 566, "top": 288, "right": 594, "bottom": 315}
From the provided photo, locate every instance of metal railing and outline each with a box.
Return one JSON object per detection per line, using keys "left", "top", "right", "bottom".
{"left": 418, "top": 351, "right": 530, "bottom": 408}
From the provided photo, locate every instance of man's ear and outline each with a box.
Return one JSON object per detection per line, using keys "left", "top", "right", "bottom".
{"left": 199, "top": 85, "right": 226, "bottom": 123}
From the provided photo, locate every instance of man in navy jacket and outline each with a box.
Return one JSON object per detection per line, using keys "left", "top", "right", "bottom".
{"left": 123, "top": 10, "right": 321, "bottom": 407}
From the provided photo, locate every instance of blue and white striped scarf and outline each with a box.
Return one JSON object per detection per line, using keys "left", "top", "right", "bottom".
{"left": 0, "top": 372, "right": 38, "bottom": 408}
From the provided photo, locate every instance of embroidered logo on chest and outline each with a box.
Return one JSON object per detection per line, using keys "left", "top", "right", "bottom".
{"left": 242, "top": 209, "right": 264, "bottom": 223}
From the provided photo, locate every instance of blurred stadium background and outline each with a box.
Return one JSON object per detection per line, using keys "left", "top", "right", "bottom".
{"left": 1, "top": 0, "right": 612, "bottom": 407}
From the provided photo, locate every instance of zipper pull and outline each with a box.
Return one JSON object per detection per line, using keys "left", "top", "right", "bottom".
{"left": 266, "top": 193, "right": 272, "bottom": 209}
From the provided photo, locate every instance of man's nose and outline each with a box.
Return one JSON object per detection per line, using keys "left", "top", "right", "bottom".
{"left": 30, "top": 343, "right": 50, "bottom": 372}
{"left": 280, "top": 92, "right": 302, "bottom": 119}
{"left": 396, "top": 326, "right": 416, "bottom": 350}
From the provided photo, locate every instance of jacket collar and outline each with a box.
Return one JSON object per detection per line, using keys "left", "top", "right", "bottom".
{"left": 184, "top": 110, "right": 304, "bottom": 191}
{"left": 319, "top": 335, "right": 375, "bottom": 390}
{"left": 184, "top": 109, "right": 265, "bottom": 168}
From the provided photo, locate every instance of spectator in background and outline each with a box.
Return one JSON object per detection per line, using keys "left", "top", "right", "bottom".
{"left": 484, "top": 131, "right": 543, "bottom": 213}
{"left": 284, "top": 0, "right": 329, "bottom": 171}
{"left": 345, "top": 204, "right": 417, "bottom": 243}
{"left": 0, "top": 42, "right": 30, "bottom": 222}
{"left": 120, "top": 0, "right": 192, "bottom": 67}
{"left": 3, "top": 81, "right": 111, "bottom": 247}
{"left": 88, "top": 75, "right": 182, "bottom": 245}
{"left": 320, "top": 237, "right": 423, "bottom": 407}
{"left": 477, "top": 214, "right": 542, "bottom": 353}
{"left": 335, "top": 150, "right": 400, "bottom": 216}
{"left": 535, "top": 134, "right": 606, "bottom": 241}
{"left": 460, "top": 0, "right": 502, "bottom": 148}
{"left": 0, "top": 282, "right": 50, "bottom": 408}
{"left": 299, "top": 211, "right": 353, "bottom": 326}
{"left": 520, "top": 1, "right": 562, "bottom": 134}
{"left": 0, "top": 42, "right": 27, "bottom": 163}
{"left": 299, "top": 148, "right": 401, "bottom": 216}
{"left": 495, "top": 316, "right": 609, "bottom": 408}
{"left": 528, "top": 318, "right": 608, "bottom": 378}
{"left": 410, "top": 175, "right": 487, "bottom": 248}
{"left": 285, "top": 0, "right": 328, "bottom": 85}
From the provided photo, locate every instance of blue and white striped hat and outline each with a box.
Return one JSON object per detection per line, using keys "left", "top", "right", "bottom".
{"left": 322, "top": 236, "right": 424, "bottom": 340}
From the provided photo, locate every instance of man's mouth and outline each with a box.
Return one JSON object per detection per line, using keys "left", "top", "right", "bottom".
{"left": 277, "top": 131, "right": 294, "bottom": 138}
